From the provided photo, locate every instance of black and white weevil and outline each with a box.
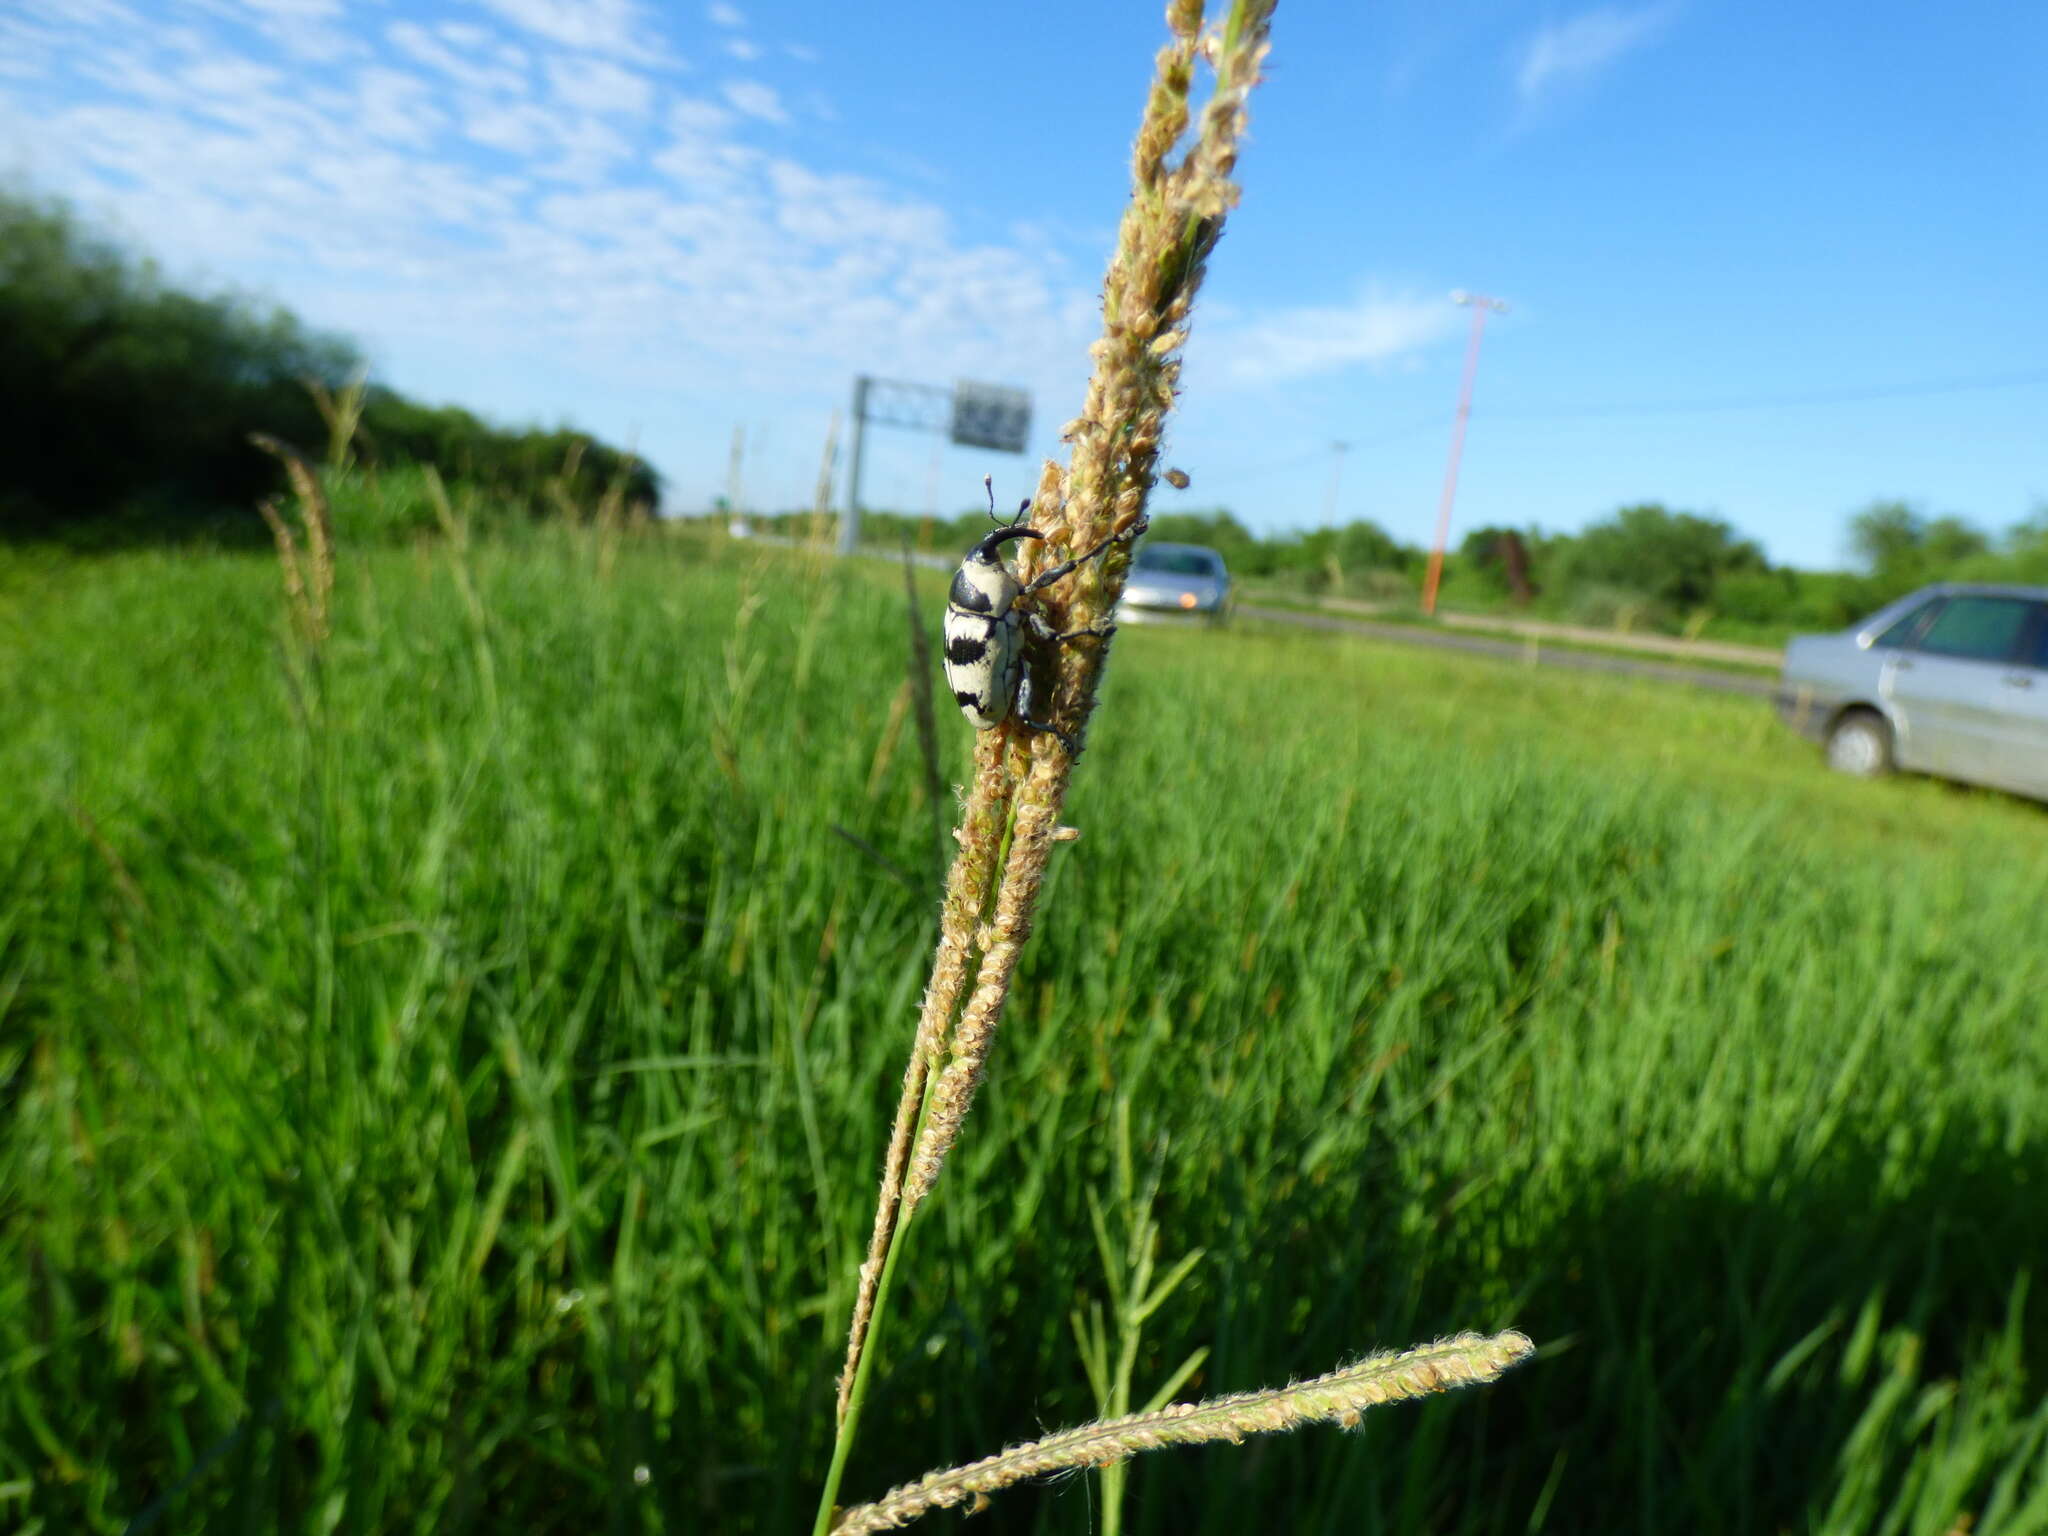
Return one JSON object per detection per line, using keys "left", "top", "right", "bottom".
{"left": 942, "top": 477, "right": 1146, "bottom": 752}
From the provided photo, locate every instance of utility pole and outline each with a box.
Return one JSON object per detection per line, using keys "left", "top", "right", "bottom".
{"left": 1422, "top": 290, "right": 1508, "bottom": 616}
{"left": 1322, "top": 440, "right": 1349, "bottom": 527}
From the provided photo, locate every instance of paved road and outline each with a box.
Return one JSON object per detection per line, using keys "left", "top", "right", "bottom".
{"left": 1238, "top": 604, "right": 1779, "bottom": 698}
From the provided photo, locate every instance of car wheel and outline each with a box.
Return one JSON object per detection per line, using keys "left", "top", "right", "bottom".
{"left": 1824, "top": 709, "right": 1893, "bottom": 779}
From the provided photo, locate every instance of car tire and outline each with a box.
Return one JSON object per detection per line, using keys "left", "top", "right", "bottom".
{"left": 1824, "top": 708, "right": 1894, "bottom": 779}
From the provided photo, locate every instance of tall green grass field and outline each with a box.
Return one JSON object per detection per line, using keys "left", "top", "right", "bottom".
{"left": 3, "top": 530, "right": 2044, "bottom": 1533}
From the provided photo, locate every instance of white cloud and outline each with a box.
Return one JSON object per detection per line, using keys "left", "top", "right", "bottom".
{"left": 1515, "top": 5, "right": 1677, "bottom": 103}
{"left": 721, "top": 79, "right": 786, "bottom": 123}
{"left": 387, "top": 21, "right": 529, "bottom": 95}
{"left": 1217, "top": 291, "right": 1462, "bottom": 386}
{"left": 0, "top": 0, "right": 1090, "bottom": 428}
{"left": 547, "top": 55, "right": 655, "bottom": 116}
{"left": 707, "top": 3, "right": 745, "bottom": 27}
{"left": 206, "top": 0, "right": 346, "bottom": 19}
{"left": 463, "top": 0, "right": 656, "bottom": 58}
{"left": 189, "top": 0, "right": 360, "bottom": 59}
{"left": 784, "top": 43, "right": 819, "bottom": 64}
{"left": 349, "top": 67, "right": 451, "bottom": 147}
{"left": 435, "top": 21, "right": 532, "bottom": 71}
{"left": 723, "top": 38, "right": 761, "bottom": 61}
{"left": 667, "top": 95, "right": 736, "bottom": 134}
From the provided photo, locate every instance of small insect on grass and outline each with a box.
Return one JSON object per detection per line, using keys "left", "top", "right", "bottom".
{"left": 940, "top": 476, "right": 1147, "bottom": 754}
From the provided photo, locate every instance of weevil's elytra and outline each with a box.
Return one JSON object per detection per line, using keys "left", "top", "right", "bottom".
{"left": 940, "top": 477, "right": 1146, "bottom": 751}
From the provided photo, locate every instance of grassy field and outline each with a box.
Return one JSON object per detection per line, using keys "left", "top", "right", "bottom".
{"left": 3, "top": 528, "right": 2045, "bottom": 1535}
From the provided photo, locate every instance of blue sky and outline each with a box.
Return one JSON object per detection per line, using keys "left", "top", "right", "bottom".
{"left": 3, "top": 0, "right": 2043, "bottom": 568}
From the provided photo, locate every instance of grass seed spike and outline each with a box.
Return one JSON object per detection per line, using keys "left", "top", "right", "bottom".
{"left": 941, "top": 475, "right": 1146, "bottom": 752}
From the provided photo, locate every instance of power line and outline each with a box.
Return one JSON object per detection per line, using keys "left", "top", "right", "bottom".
{"left": 1184, "top": 445, "right": 1329, "bottom": 490}
{"left": 1487, "top": 366, "right": 2048, "bottom": 423}
{"left": 1190, "top": 412, "right": 1451, "bottom": 490}
{"left": 1172, "top": 364, "right": 2047, "bottom": 497}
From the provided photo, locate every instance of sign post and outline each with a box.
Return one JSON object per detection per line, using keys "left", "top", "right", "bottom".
{"left": 840, "top": 376, "right": 1032, "bottom": 554}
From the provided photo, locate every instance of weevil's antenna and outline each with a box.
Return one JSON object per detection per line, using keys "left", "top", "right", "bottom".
{"left": 984, "top": 475, "right": 1000, "bottom": 527}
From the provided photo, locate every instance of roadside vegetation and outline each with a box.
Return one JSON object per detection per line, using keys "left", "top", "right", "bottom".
{"left": 4, "top": 521, "right": 2044, "bottom": 1534}
{"left": 742, "top": 496, "right": 2048, "bottom": 652}
{"left": 0, "top": 187, "right": 654, "bottom": 544}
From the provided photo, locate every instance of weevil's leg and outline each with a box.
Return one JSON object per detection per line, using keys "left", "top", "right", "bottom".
{"left": 1019, "top": 514, "right": 1152, "bottom": 596}
{"left": 1018, "top": 716, "right": 1078, "bottom": 752}
{"left": 1011, "top": 670, "right": 1079, "bottom": 753}
{"left": 1017, "top": 554, "right": 1082, "bottom": 596}
{"left": 1025, "top": 612, "right": 1116, "bottom": 645}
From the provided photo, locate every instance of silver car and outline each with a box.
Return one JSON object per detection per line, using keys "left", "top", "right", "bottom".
{"left": 1119, "top": 542, "right": 1231, "bottom": 624}
{"left": 1777, "top": 582, "right": 2048, "bottom": 796}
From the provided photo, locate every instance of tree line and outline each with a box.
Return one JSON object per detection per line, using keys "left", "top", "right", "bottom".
{"left": 0, "top": 187, "right": 658, "bottom": 540}
{"left": 1453, "top": 500, "right": 2048, "bottom": 637}
{"left": 734, "top": 494, "right": 2047, "bottom": 642}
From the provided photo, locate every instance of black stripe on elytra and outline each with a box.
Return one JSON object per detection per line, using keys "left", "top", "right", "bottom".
{"left": 945, "top": 634, "right": 989, "bottom": 665}
{"left": 952, "top": 689, "right": 984, "bottom": 710}
{"left": 948, "top": 570, "right": 994, "bottom": 612}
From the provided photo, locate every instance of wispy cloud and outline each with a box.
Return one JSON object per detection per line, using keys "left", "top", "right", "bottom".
{"left": 200, "top": 0, "right": 360, "bottom": 61}
{"left": 464, "top": 0, "right": 660, "bottom": 60}
{"left": 387, "top": 21, "right": 529, "bottom": 96}
{"left": 720, "top": 79, "right": 786, "bottom": 124}
{"left": 706, "top": 2, "right": 745, "bottom": 28}
{"left": 1215, "top": 291, "right": 1462, "bottom": 386}
{"left": 1514, "top": 4, "right": 1677, "bottom": 103}
{"left": 0, "top": 0, "right": 1091, "bottom": 425}
{"left": 546, "top": 55, "right": 656, "bottom": 117}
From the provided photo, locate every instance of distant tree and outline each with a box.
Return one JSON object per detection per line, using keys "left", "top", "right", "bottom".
{"left": 1279, "top": 519, "right": 1419, "bottom": 597}
{"left": 1988, "top": 507, "right": 2048, "bottom": 585}
{"left": 1146, "top": 509, "right": 1265, "bottom": 567}
{"left": 1331, "top": 518, "right": 1413, "bottom": 574}
{"left": 1846, "top": 501, "right": 1924, "bottom": 575}
{"left": 0, "top": 185, "right": 659, "bottom": 536}
{"left": 359, "top": 390, "right": 659, "bottom": 519}
{"left": 0, "top": 187, "right": 356, "bottom": 532}
{"left": 1923, "top": 517, "right": 1990, "bottom": 568}
{"left": 1843, "top": 499, "right": 1982, "bottom": 581}
{"left": 1460, "top": 524, "right": 1542, "bottom": 603}
{"left": 1844, "top": 500, "right": 1991, "bottom": 598}
{"left": 1559, "top": 503, "right": 1768, "bottom": 612}
{"left": 1711, "top": 568, "right": 1799, "bottom": 625}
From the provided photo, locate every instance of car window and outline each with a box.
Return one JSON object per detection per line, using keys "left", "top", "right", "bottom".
{"left": 1870, "top": 598, "right": 1942, "bottom": 648}
{"left": 1135, "top": 548, "right": 1222, "bottom": 577}
{"left": 1911, "top": 596, "right": 2033, "bottom": 663}
{"left": 2028, "top": 603, "right": 2048, "bottom": 669}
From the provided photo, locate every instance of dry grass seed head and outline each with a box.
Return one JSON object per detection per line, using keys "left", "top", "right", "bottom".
{"left": 834, "top": 0, "right": 1277, "bottom": 1455}
{"left": 830, "top": 1331, "right": 1535, "bottom": 1534}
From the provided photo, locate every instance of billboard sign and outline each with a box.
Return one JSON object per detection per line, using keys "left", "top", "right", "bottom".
{"left": 949, "top": 381, "right": 1032, "bottom": 454}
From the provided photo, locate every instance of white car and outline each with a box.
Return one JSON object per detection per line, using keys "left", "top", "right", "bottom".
{"left": 1776, "top": 583, "right": 2048, "bottom": 796}
{"left": 1118, "top": 543, "right": 1232, "bottom": 625}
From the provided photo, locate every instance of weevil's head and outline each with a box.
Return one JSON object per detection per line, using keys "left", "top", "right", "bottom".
{"left": 950, "top": 523, "right": 1037, "bottom": 616}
